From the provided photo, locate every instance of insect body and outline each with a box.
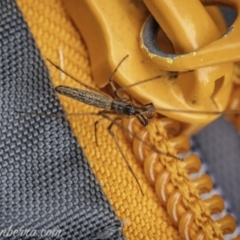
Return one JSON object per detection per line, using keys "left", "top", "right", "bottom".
{"left": 56, "top": 86, "right": 113, "bottom": 109}
{"left": 55, "top": 85, "right": 155, "bottom": 126}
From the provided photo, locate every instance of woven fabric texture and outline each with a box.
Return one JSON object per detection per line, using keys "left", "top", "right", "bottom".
{"left": 3, "top": 0, "right": 236, "bottom": 239}
{"left": 1, "top": 0, "right": 124, "bottom": 239}
{"left": 13, "top": 0, "right": 237, "bottom": 239}
{"left": 13, "top": 0, "right": 182, "bottom": 239}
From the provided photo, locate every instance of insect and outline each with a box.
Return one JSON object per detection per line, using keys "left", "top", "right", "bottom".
{"left": 45, "top": 56, "right": 185, "bottom": 195}
{"left": 19, "top": 56, "right": 240, "bottom": 195}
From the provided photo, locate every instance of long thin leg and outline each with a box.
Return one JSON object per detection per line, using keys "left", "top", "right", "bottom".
{"left": 47, "top": 59, "right": 102, "bottom": 94}
{"left": 116, "top": 72, "right": 179, "bottom": 95}
{"left": 102, "top": 113, "right": 182, "bottom": 161}
{"left": 107, "top": 117, "right": 144, "bottom": 195}
{"left": 109, "top": 55, "right": 129, "bottom": 99}
{"left": 15, "top": 110, "right": 100, "bottom": 118}
{"left": 94, "top": 117, "right": 105, "bottom": 146}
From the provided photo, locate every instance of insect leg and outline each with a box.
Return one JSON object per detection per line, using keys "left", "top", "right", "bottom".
{"left": 15, "top": 110, "right": 100, "bottom": 118}
{"left": 109, "top": 55, "right": 129, "bottom": 99}
{"left": 94, "top": 117, "right": 106, "bottom": 146}
{"left": 106, "top": 116, "right": 144, "bottom": 195}
{"left": 47, "top": 59, "right": 102, "bottom": 94}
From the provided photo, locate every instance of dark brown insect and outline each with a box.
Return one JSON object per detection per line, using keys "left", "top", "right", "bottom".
{"left": 18, "top": 56, "right": 240, "bottom": 195}
{"left": 46, "top": 56, "right": 183, "bottom": 195}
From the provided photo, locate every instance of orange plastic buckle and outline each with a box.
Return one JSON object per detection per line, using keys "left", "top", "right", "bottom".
{"left": 62, "top": 0, "right": 240, "bottom": 134}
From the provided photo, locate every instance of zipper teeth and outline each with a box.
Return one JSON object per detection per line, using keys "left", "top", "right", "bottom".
{"left": 123, "top": 116, "right": 239, "bottom": 240}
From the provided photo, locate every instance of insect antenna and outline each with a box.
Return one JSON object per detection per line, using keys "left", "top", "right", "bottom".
{"left": 115, "top": 71, "right": 190, "bottom": 94}
{"left": 15, "top": 110, "right": 100, "bottom": 118}
{"left": 47, "top": 59, "right": 103, "bottom": 95}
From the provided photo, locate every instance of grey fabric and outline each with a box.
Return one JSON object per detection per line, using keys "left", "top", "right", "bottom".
{"left": 0, "top": 0, "right": 124, "bottom": 239}
{"left": 193, "top": 117, "right": 240, "bottom": 223}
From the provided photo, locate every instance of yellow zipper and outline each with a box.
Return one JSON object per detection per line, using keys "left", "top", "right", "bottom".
{"left": 123, "top": 116, "right": 239, "bottom": 239}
